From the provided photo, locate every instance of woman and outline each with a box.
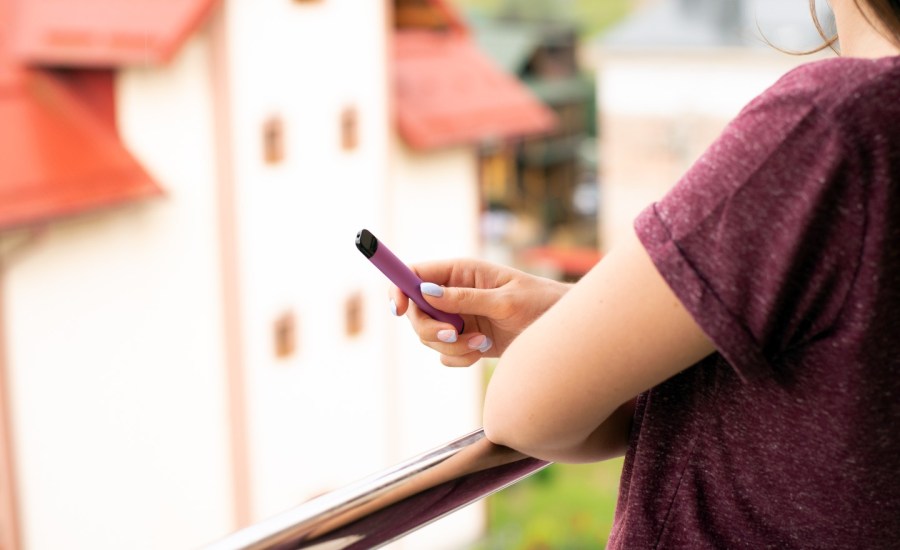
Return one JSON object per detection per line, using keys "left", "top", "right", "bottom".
{"left": 391, "top": 0, "right": 900, "bottom": 547}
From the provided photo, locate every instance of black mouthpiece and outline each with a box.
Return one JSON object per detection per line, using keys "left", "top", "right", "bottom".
{"left": 356, "top": 229, "right": 378, "bottom": 259}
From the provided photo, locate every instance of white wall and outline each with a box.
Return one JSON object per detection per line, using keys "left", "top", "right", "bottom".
{"left": 222, "top": 0, "right": 397, "bottom": 523}
{"left": 1, "top": 33, "right": 232, "bottom": 550}
{"left": 387, "top": 137, "right": 483, "bottom": 461}
{"left": 386, "top": 137, "right": 486, "bottom": 549}
{"left": 2, "top": 1, "right": 491, "bottom": 547}
{"left": 597, "top": 52, "right": 808, "bottom": 249}
{"left": 223, "top": 2, "right": 485, "bottom": 543}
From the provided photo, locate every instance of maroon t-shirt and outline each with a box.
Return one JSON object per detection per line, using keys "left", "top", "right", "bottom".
{"left": 610, "top": 56, "right": 900, "bottom": 548}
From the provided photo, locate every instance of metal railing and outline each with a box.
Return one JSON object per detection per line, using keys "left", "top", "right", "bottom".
{"left": 203, "top": 429, "right": 549, "bottom": 550}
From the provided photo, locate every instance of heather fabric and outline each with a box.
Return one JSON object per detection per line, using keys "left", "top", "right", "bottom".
{"left": 610, "top": 56, "right": 900, "bottom": 549}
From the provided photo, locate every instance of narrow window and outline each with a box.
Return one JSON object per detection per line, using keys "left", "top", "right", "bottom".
{"left": 274, "top": 312, "right": 296, "bottom": 358}
{"left": 395, "top": 0, "right": 449, "bottom": 30}
{"left": 341, "top": 107, "right": 359, "bottom": 151}
{"left": 480, "top": 146, "right": 513, "bottom": 208}
{"left": 345, "top": 292, "right": 364, "bottom": 337}
{"left": 263, "top": 117, "right": 284, "bottom": 164}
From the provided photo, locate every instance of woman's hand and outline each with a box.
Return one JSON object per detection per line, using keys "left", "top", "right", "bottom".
{"left": 389, "top": 259, "right": 570, "bottom": 367}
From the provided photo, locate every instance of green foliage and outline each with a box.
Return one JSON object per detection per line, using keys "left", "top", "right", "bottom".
{"left": 570, "top": 0, "right": 633, "bottom": 38}
{"left": 472, "top": 458, "right": 624, "bottom": 549}
{"left": 453, "top": 0, "right": 633, "bottom": 38}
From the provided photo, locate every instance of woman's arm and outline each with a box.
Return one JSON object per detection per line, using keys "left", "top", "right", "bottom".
{"left": 483, "top": 229, "right": 715, "bottom": 463}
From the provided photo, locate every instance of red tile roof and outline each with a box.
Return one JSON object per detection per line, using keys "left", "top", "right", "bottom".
{"left": 0, "top": 68, "right": 162, "bottom": 230}
{"left": 394, "top": 31, "right": 557, "bottom": 150}
{"left": 12, "top": 0, "right": 219, "bottom": 67}
{"left": 0, "top": 0, "right": 220, "bottom": 230}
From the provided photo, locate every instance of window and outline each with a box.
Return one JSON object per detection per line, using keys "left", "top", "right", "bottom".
{"left": 345, "top": 292, "right": 364, "bottom": 337}
{"left": 394, "top": 0, "right": 449, "bottom": 30}
{"left": 274, "top": 312, "right": 296, "bottom": 358}
{"left": 263, "top": 117, "right": 285, "bottom": 164}
{"left": 341, "top": 107, "right": 359, "bottom": 151}
{"left": 480, "top": 147, "right": 514, "bottom": 208}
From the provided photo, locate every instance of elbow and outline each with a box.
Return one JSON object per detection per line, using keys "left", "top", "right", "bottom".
{"left": 482, "top": 411, "right": 573, "bottom": 462}
{"left": 482, "top": 354, "right": 551, "bottom": 455}
{"left": 482, "top": 391, "right": 530, "bottom": 452}
{"left": 481, "top": 365, "right": 566, "bottom": 458}
{"left": 483, "top": 389, "right": 635, "bottom": 463}
{"left": 482, "top": 406, "right": 515, "bottom": 451}
{"left": 482, "top": 393, "right": 560, "bottom": 459}
{"left": 482, "top": 347, "right": 597, "bottom": 460}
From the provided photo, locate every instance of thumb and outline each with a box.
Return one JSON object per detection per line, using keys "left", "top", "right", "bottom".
{"left": 420, "top": 282, "right": 509, "bottom": 319}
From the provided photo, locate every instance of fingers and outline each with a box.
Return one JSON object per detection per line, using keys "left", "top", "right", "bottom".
{"left": 386, "top": 258, "right": 512, "bottom": 366}
{"left": 422, "top": 330, "right": 493, "bottom": 356}
{"left": 408, "top": 260, "right": 476, "bottom": 287}
{"left": 405, "top": 301, "right": 494, "bottom": 363}
{"left": 388, "top": 285, "right": 409, "bottom": 316}
{"left": 433, "top": 337, "right": 494, "bottom": 367}
{"left": 410, "top": 258, "right": 508, "bottom": 289}
{"left": 439, "top": 351, "right": 485, "bottom": 368}
{"left": 419, "top": 282, "right": 512, "bottom": 320}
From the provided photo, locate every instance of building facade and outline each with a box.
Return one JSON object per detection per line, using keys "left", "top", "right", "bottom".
{"left": 595, "top": 0, "right": 831, "bottom": 250}
{"left": 0, "top": 0, "right": 551, "bottom": 548}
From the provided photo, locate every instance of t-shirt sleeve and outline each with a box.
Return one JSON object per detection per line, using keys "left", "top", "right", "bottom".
{"left": 634, "top": 76, "right": 866, "bottom": 381}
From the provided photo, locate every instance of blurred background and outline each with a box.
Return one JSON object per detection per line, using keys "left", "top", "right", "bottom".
{"left": 0, "top": 0, "right": 832, "bottom": 548}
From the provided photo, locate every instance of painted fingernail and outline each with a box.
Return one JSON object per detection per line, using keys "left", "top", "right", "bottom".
{"left": 467, "top": 335, "right": 493, "bottom": 353}
{"left": 420, "top": 282, "right": 444, "bottom": 297}
{"left": 437, "top": 329, "right": 458, "bottom": 343}
{"left": 390, "top": 299, "right": 398, "bottom": 316}
{"left": 478, "top": 337, "right": 493, "bottom": 353}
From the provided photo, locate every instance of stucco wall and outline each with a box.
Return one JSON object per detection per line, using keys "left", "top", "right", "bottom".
{"left": 2, "top": 2, "right": 491, "bottom": 548}
{"left": 2, "top": 32, "right": 232, "bottom": 549}
{"left": 385, "top": 136, "right": 486, "bottom": 550}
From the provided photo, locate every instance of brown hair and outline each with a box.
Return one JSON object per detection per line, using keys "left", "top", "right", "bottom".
{"left": 809, "top": 0, "right": 900, "bottom": 54}
{"left": 861, "top": 0, "right": 900, "bottom": 45}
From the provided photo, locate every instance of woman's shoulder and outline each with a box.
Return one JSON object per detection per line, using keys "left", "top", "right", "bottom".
{"left": 734, "top": 55, "right": 900, "bottom": 138}
{"left": 768, "top": 55, "right": 900, "bottom": 110}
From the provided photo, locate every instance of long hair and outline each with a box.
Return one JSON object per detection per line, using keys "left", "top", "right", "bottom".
{"left": 863, "top": 0, "right": 900, "bottom": 45}
{"left": 810, "top": 0, "right": 900, "bottom": 53}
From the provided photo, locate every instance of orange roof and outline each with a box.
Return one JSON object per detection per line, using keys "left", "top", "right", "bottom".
{"left": 0, "top": 0, "right": 183, "bottom": 230}
{"left": 13, "top": 0, "right": 219, "bottom": 67}
{"left": 0, "top": 68, "right": 162, "bottom": 230}
{"left": 394, "top": 31, "right": 557, "bottom": 150}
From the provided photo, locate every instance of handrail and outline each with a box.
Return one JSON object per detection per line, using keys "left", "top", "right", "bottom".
{"left": 203, "top": 429, "right": 549, "bottom": 550}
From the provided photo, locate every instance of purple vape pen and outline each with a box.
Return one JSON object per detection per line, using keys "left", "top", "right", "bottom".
{"left": 356, "top": 229, "right": 465, "bottom": 333}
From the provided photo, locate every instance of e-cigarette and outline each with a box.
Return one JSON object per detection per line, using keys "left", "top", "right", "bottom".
{"left": 356, "top": 229, "right": 465, "bottom": 333}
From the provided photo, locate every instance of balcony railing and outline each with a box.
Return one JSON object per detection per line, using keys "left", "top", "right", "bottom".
{"left": 203, "top": 429, "right": 549, "bottom": 549}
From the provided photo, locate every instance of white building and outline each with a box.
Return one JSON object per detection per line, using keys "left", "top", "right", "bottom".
{"left": 594, "top": 0, "right": 830, "bottom": 249}
{"left": 0, "top": 0, "right": 553, "bottom": 548}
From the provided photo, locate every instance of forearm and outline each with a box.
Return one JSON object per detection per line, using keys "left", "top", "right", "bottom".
{"left": 485, "top": 398, "right": 635, "bottom": 463}
{"left": 481, "top": 229, "right": 713, "bottom": 464}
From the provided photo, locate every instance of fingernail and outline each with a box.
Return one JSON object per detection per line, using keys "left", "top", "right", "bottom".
{"left": 389, "top": 299, "right": 398, "bottom": 316}
{"left": 467, "top": 335, "right": 492, "bottom": 353}
{"left": 420, "top": 282, "right": 444, "bottom": 297}
{"left": 437, "top": 329, "right": 458, "bottom": 343}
